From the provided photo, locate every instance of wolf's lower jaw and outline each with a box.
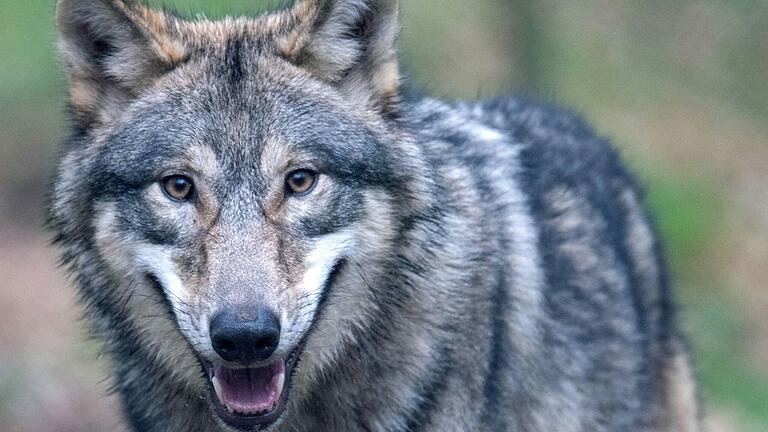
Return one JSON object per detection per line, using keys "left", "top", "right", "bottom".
{"left": 204, "top": 347, "right": 302, "bottom": 430}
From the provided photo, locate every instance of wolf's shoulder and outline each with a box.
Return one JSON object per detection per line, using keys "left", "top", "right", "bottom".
{"left": 405, "top": 95, "right": 637, "bottom": 193}
{"left": 461, "top": 97, "right": 628, "bottom": 179}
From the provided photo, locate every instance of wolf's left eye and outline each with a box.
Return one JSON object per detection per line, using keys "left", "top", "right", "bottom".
{"left": 161, "top": 175, "right": 195, "bottom": 201}
{"left": 285, "top": 170, "right": 318, "bottom": 195}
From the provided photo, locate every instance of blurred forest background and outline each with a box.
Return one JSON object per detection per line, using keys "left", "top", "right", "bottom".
{"left": 1, "top": 0, "right": 767, "bottom": 431}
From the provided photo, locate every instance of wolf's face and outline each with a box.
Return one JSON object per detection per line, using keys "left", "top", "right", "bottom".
{"left": 53, "top": 0, "right": 417, "bottom": 430}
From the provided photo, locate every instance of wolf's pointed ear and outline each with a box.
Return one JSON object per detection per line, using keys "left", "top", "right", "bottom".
{"left": 56, "top": 0, "right": 187, "bottom": 127}
{"left": 282, "top": 0, "right": 401, "bottom": 115}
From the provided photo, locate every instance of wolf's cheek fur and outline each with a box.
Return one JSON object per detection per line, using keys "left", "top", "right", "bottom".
{"left": 288, "top": 228, "right": 356, "bottom": 332}
{"left": 92, "top": 202, "right": 208, "bottom": 390}
{"left": 293, "top": 190, "right": 398, "bottom": 383}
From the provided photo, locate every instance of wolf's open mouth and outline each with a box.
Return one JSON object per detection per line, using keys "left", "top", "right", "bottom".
{"left": 205, "top": 349, "right": 301, "bottom": 431}
{"left": 212, "top": 362, "right": 284, "bottom": 416}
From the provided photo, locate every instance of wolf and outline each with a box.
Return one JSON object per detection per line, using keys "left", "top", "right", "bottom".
{"left": 50, "top": 0, "right": 699, "bottom": 431}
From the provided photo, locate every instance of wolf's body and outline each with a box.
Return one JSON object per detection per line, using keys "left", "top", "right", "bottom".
{"left": 51, "top": 1, "right": 699, "bottom": 431}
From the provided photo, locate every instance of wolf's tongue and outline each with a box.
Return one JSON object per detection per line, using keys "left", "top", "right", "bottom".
{"left": 213, "top": 362, "right": 285, "bottom": 415}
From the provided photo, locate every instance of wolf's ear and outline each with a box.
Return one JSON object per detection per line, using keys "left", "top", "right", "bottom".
{"left": 56, "top": 0, "right": 187, "bottom": 127}
{"left": 282, "top": 0, "right": 400, "bottom": 115}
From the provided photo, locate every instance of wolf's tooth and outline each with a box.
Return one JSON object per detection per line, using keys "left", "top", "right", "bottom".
{"left": 213, "top": 381, "right": 235, "bottom": 415}
{"left": 276, "top": 371, "right": 285, "bottom": 397}
{"left": 212, "top": 376, "right": 223, "bottom": 402}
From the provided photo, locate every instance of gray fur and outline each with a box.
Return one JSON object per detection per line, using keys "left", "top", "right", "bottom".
{"left": 50, "top": 1, "right": 700, "bottom": 431}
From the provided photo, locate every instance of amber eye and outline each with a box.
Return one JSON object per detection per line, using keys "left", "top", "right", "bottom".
{"left": 285, "top": 170, "right": 318, "bottom": 195}
{"left": 161, "top": 175, "right": 194, "bottom": 201}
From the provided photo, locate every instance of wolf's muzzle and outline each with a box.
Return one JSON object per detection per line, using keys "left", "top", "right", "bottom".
{"left": 209, "top": 307, "right": 281, "bottom": 365}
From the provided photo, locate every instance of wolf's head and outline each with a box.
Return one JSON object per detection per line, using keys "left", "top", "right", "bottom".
{"left": 52, "top": 0, "right": 429, "bottom": 430}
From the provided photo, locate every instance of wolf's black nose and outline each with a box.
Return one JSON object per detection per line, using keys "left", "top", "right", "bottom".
{"left": 209, "top": 307, "right": 281, "bottom": 365}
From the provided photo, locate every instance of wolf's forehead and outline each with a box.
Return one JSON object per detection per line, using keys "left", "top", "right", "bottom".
{"left": 87, "top": 55, "right": 390, "bottom": 195}
{"left": 122, "top": 73, "right": 317, "bottom": 151}
{"left": 152, "top": 77, "right": 375, "bottom": 166}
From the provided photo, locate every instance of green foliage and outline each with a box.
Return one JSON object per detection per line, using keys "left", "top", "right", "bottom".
{"left": 0, "top": 1, "right": 62, "bottom": 101}
{"left": 682, "top": 287, "right": 768, "bottom": 431}
{"left": 642, "top": 171, "right": 721, "bottom": 265}
{"left": 143, "top": 0, "right": 282, "bottom": 17}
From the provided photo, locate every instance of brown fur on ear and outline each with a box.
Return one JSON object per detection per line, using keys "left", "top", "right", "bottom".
{"left": 280, "top": 0, "right": 401, "bottom": 115}
{"left": 56, "top": 0, "right": 188, "bottom": 127}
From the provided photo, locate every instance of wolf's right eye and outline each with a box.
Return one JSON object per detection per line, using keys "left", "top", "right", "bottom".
{"left": 161, "top": 175, "right": 195, "bottom": 202}
{"left": 285, "top": 170, "right": 318, "bottom": 195}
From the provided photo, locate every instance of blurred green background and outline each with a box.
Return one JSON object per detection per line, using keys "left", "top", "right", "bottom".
{"left": 1, "top": 1, "right": 767, "bottom": 431}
